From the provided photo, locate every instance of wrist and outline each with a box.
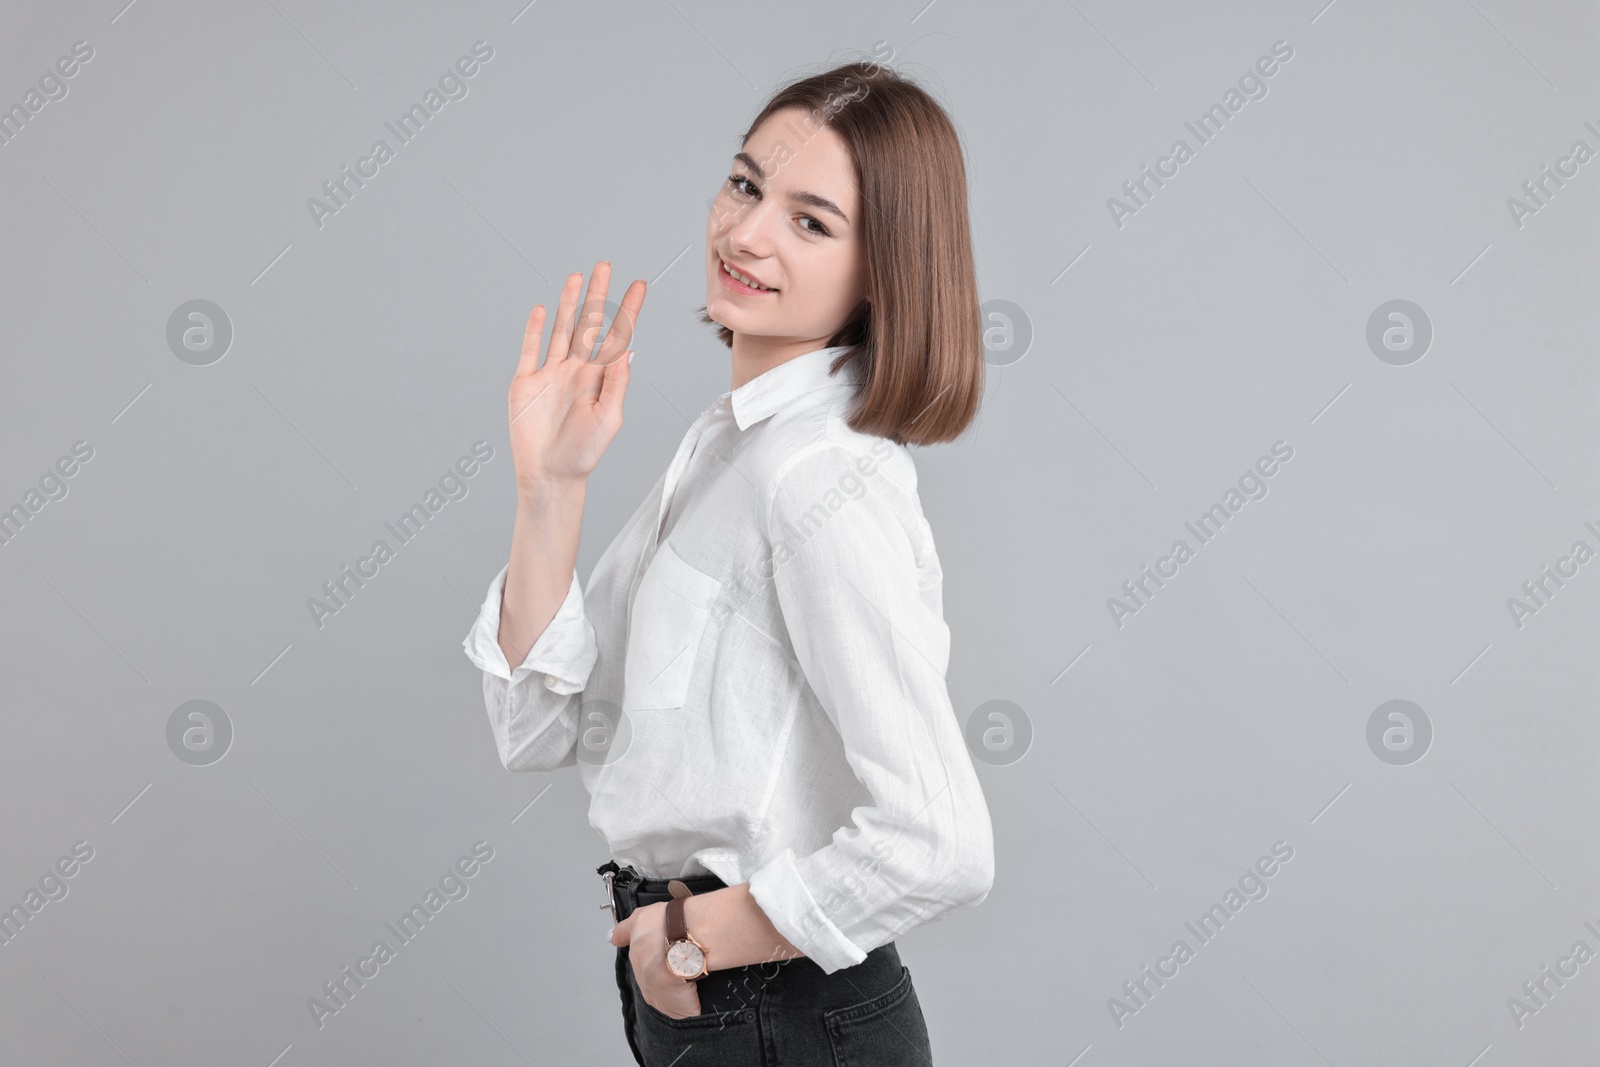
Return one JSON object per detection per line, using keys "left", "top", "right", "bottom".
{"left": 682, "top": 892, "right": 716, "bottom": 965}
{"left": 514, "top": 481, "right": 586, "bottom": 526}
{"left": 662, "top": 892, "right": 710, "bottom": 980}
{"left": 516, "top": 476, "right": 586, "bottom": 502}
{"left": 681, "top": 884, "right": 804, "bottom": 973}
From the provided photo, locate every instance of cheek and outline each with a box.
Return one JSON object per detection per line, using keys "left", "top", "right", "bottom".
{"left": 848, "top": 252, "right": 868, "bottom": 300}
{"left": 819, "top": 245, "right": 864, "bottom": 298}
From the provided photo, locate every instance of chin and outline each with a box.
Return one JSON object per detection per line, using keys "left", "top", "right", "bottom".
{"left": 705, "top": 294, "right": 742, "bottom": 324}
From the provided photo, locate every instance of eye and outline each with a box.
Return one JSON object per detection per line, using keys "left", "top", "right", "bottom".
{"left": 724, "top": 172, "right": 831, "bottom": 237}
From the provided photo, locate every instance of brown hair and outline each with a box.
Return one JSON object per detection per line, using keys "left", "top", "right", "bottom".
{"left": 698, "top": 60, "right": 984, "bottom": 446}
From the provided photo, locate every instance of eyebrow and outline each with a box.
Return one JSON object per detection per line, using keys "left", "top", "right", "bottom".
{"left": 733, "top": 152, "right": 850, "bottom": 225}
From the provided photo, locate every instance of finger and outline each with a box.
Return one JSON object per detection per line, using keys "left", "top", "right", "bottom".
{"left": 546, "top": 271, "right": 586, "bottom": 364}
{"left": 514, "top": 305, "right": 546, "bottom": 379}
{"left": 597, "top": 349, "right": 632, "bottom": 423}
{"left": 594, "top": 279, "right": 647, "bottom": 366}
{"left": 571, "top": 260, "right": 613, "bottom": 362}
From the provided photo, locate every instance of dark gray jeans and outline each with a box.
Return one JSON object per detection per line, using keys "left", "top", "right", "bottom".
{"left": 605, "top": 864, "right": 934, "bottom": 1066}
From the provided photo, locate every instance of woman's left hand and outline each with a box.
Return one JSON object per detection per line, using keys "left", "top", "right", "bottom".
{"left": 610, "top": 901, "right": 702, "bottom": 1018}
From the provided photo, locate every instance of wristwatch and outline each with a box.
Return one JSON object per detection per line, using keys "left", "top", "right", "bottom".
{"left": 663, "top": 879, "right": 709, "bottom": 980}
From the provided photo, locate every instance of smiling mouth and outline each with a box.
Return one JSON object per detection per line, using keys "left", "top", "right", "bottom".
{"left": 719, "top": 258, "right": 777, "bottom": 293}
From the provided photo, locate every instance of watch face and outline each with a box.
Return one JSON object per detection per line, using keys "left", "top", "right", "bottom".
{"left": 666, "top": 940, "right": 705, "bottom": 978}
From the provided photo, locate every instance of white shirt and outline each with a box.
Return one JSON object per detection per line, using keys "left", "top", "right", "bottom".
{"left": 462, "top": 344, "right": 994, "bottom": 975}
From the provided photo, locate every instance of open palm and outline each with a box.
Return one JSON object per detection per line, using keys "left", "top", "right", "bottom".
{"left": 509, "top": 262, "right": 647, "bottom": 489}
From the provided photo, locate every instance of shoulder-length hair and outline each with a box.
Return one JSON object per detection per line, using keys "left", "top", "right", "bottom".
{"left": 698, "top": 60, "right": 984, "bottom": 446}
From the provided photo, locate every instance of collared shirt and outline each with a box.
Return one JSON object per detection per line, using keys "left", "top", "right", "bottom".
{"left": 461, "top": 344, "right": 994, "bottom": 974}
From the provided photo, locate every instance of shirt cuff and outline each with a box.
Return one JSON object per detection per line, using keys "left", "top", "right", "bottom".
{"left": 460, "top": 563, "right": 596, "bottom": 694}
{"left": 746, "top": 846, "right": 868, "bottom": 975}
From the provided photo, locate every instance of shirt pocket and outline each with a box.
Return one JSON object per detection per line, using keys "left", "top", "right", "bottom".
{"left": 623, "top": 540, "right": 722, "bottom": 711}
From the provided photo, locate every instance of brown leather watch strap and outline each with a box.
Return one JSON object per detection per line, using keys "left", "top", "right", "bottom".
{"left": 665, "top": 879, "right": 691, "bottom": 942}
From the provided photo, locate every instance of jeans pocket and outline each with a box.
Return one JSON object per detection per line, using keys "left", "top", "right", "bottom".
{"left": 614, "top": 947, "right": 647, "bottom": 1066}
{"left": 629, "top": 962, "right": 760, "bottom": 1066}
{"left": 823, "top": 966, "right": 933, "bottom": 1067}
{"left": 638, "top": 995, "right": 756, "bottom": 1031}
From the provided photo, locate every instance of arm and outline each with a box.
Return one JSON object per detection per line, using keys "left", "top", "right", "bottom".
{"left": 471, "top": 261, "right": 642, "bottom": 771}
{"left": 677, "top": 884, "right": 808, "bottom": 971}
{"left": 741, "top": 444, "right": 996, "bottom": 975}
{"left": 462, "top": 484, "right": 599, "bottom": 772}
{"left": 499, "top": 480, "right": 586, "bottom": 670}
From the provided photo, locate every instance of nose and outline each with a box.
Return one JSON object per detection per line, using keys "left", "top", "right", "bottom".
{"left": 717, "top": 197, "right": 772, "bottom": 260}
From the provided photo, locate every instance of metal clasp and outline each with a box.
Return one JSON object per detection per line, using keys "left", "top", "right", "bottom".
{"left": 600, "top": 869, "right": 618, "bottom": 923}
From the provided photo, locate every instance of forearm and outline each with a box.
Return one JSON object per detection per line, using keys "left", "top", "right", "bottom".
{"left": 683, "top": 882, "right": 808, "bottom": 972}
{"left": 498, "top": 480, "right": 586, "bottom": 670}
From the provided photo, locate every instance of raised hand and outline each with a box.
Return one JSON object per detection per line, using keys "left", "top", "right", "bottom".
{"left": 508, "top": 261, "right": 647, "bottom": 491}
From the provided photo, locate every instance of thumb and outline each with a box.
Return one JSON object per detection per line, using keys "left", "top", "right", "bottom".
{"left": 597, "top": 349, "right": 633, "bottom": 422}
{"left": 609, "top": 914, "right": 630, "bottom": 946}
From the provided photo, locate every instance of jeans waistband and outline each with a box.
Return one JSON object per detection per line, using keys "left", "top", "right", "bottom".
{"left": 597, "top": 859, "right": 728, "bottom": 923}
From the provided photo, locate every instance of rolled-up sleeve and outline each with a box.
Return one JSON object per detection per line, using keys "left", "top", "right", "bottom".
{"left": 745, "top": 444, "right": 995, "bottom": 975}
{"left": 461, "top": 562, "right": 599, "bottom": 771}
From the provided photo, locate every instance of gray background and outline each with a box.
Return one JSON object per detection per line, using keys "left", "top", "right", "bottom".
{"left": 1, "top": 0, "right": 1596, "bottom": 1064}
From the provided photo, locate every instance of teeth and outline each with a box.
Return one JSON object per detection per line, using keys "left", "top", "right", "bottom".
{"left": 723, "top": 261, "right": 773, "bottom": 290}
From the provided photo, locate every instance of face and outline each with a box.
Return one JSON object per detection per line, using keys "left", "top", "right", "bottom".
{"left": 704, "top": 106, "right": 867, "bottom": 362}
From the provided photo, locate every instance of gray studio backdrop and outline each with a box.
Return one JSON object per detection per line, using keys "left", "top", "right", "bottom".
{"left": 1, "top": 0, "right": 1596, "bottom": 1064}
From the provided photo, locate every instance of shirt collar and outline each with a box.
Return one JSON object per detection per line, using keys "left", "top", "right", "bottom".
{"left": 723, "top": 345, "right": 862, "bottom": 431}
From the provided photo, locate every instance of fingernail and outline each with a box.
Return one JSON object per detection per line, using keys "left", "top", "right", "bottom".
{"left": 627, "top": 351, "right": 635, "bottom": 365}
{"left": 605, "top": 929, "right": 615, "bottom": 943}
